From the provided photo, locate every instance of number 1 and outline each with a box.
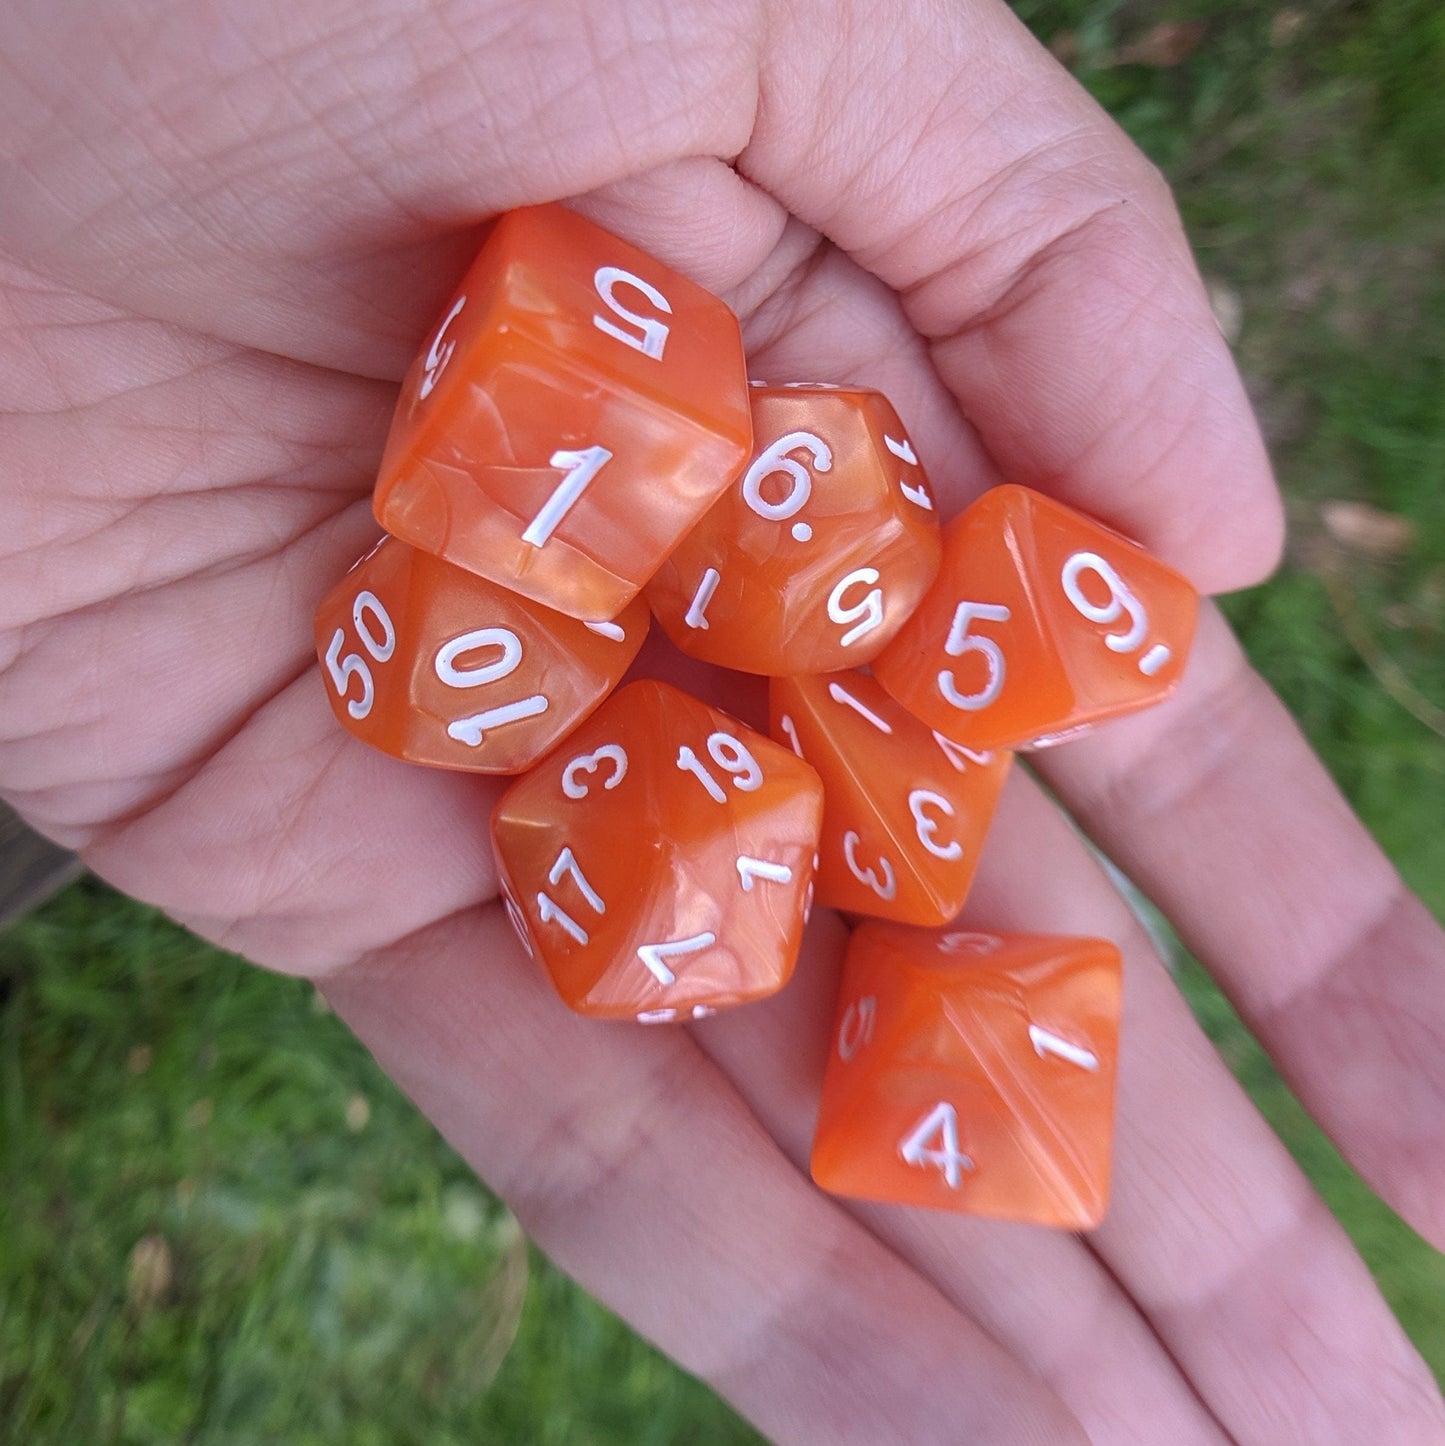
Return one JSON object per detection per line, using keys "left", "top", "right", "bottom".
{"left": 523, "top": 445, "right": 612, "bottom": 548}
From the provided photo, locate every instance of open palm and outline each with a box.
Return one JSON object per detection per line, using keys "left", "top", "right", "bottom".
{"left": 4, "top": 1, "right": 1444, "bottom": 1439}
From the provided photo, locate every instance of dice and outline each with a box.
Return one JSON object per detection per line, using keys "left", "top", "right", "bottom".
{"left": 492, "top": 680, "right": 824, "bottom": 1020}
{"left": 769, "top": 671, "right": 1011, "bottom": 926}
{"left": 314, "top": 536, "right": 648, "bottom": 773}
{"left": 374, "top": 203, "right": 753, "bottom": 621}
{"left": 873, "top": 484, "right": 1199, "bottom": 751}
{"left": 811, "top": 925, "right": 1122, "bottom": 1228}
{"left": 646, "top": 384, "right": 942, "bottom": 675}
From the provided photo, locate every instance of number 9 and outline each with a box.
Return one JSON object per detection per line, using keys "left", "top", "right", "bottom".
{"left": 1061, "top": 551, "right": 1148, "bottom": 653}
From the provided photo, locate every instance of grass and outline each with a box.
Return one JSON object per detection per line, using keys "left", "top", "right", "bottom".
{"left": 3, "top": 0, "right": 1444, "bottom": 1437}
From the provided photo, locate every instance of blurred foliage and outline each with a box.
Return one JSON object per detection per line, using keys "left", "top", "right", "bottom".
{"left": 3, "top": 0, "right": 1444, "bottom": 1437}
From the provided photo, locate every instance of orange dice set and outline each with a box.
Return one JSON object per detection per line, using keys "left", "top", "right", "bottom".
{"left": 314, "top": 202, "right": 1199, "bottom": 1227}
{"left": 811, "top": 926, "right": 1122, "bottom": 1228}
{"left": 647, "top": 385, "right": 942, "bottom": 675}
{"left": 492, "top": 681, "right": 822, "bottom": 1020}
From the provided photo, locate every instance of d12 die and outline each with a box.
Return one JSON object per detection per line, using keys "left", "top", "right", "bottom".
{"left": 873, "top": 485, "right": 1198, "bottom": 751}
{"left": 811, "top": 925, "right": 1121, "bottom": 1228}
{"left": 315, "top": 536, "right": 648, "bottom": 773}
{"left": 492, "top": 680, "right": 823, "bottom": 1020}
{"left": 374, "top": 203, "right": 753, "bottom": 621}
{"left": 770, "top": 672, "right": 1011, "bottom": 926}
{"left": 646, "top": 385, "right": 942, "bottom": 675}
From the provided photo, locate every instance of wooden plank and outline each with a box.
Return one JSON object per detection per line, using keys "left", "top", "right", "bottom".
{"left": 0, "top": 803, "right": 85, "bottom": 928}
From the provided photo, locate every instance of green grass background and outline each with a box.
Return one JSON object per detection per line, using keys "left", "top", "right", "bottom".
{"left": 3, "top": 0, "right": 1444, "bottom": 1439}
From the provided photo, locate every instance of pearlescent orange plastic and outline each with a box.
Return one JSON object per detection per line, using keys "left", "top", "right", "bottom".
{"left": 492, "top": 680, "right": 824, "bottom": 1021}
{"left": 769, "top": 671, "right": 1011, "bottom": 926}
{"left": 646, "top": 385, "right": 943, "bottom": 675}
{"left": 374, "top": 204, "right": 753, "bottom": 621}
{"left": 811, "top": 925, "right": 1121, "bottom": 1228}
{"left": 873, "top": 485, "right": 1199, "bottom": 752}
{"left": 314, "top": 536, "right": 648, "bottom": 773}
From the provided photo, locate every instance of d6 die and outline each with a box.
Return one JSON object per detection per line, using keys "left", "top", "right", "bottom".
{"left": 646, "top": 385, "right": 942, "bottom": 675}
{"left": 770, "top": 671, "right": 1011, "bottom": 926}
{"left": 492, "top": 680, "right": 823, "bottom": 1020}
{"left": 811, "top": 925, "right": 1121, "bottom": 1228}
{"left": 374, "top": 204, "right": 753, "bottom": 621}
{"left": 315, "top": 537, "right": 647, "bottom": 773}
{"left": 873, "top": 485, "right": 1198, "bottom": 751}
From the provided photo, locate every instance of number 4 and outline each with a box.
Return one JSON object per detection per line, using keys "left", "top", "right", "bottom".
{"left": 899, "top": 1101, "right": 974, "bottom": 1188}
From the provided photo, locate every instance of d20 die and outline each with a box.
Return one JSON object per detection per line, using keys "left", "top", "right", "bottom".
{"left": 770, "top": 671, "right": 1011, "bottom": 926}
{"left": 315, "top": 536, "right": 648, "bottom": 773}
{"left": 374, "top": 203, "right": 753, "bottom": 621}
{"left": 873, "top": 484, "right": 1198, "bottom": 751}
{"left": 811, "top": 925, "right": 1121, "bottom": 1228}
{"left": 647, "top": 384, "right": 942, "bottom": 675}
{"left": 492, "top": 680, "right": 823, "bottom": 1020}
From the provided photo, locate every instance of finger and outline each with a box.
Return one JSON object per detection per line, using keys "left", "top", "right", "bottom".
{"left": 968, "top": 768, "right": 1445, "bottom": 1442}
{"left": 322, "top": 906, "right": 1086, "bottom": 1446}
{"left": 741, "top": 0, "right": 1282, "bottom": 591}
{"left": 1032, "top": 603, "right": 1445, "bottom": 1252}
{"left": 698, "top": 892, "right": 1228, "bottom": 1445}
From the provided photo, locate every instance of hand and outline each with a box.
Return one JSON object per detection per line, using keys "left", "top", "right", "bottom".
{"left": 3, "top": 1, "right": 1442, "bottom": 1439}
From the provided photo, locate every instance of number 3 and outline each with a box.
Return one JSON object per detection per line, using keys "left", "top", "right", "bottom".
{"left": 843, "top": 831, "right": 897, "bottom": 901}
{"left": 562, "top": 744, "right": 629, "bottom": 800}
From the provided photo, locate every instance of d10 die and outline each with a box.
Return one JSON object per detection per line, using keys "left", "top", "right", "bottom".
{"left": 374, "top": 203, "right": 753, "bottom": 621}
{"left": 770, "top": 672, "right": 1011, "bottom": 926}
{"left": 811, "top": 925, "right": 1121, "bottom": 1228}
{"left": 492, "top": 680, "right": 823, "bottom": 1020}
{"left": 314, "top": 536, "right": 648, "bottom": 773}
{"left": 873, "top": 485, "right": 1199, "bottom": 751}
{"left": 646, "top": 385, "right": 942, "bottom": 675}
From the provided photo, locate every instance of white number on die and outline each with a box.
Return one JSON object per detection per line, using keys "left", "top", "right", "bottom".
{"left": 827, "top": 568, "right": 885, "bottom": 648}
{"left": 1061, "top": 550, "right": 1171, "bottom": 675}
{"left": 742, "top": 430, "right": 832, "bottom": 542}
{"left": 937, "top": 600, "right": 1011, "bottom": 711}
{"left": 843, "top": 831, "right": 897, "bottom": 901}
{"left": 435, "top": 627, "right": 549, "bottom": 748}
{"left": 419, "top": 296, "right": 466, "bottom": 401}
{"left": 899, "top": 1101, "right": 974, "bottom": 1188}
{"left": 676, "top": 732, "right": 764, "bottom": 803}
{"left": 561, "top": 744, "right": 629, "bottom": 800}
{"left": 536, "top": 845, "right": 605, "bottom": 947}
{"left": 324, "top": 589, "right": 396, "bottom": 721}
{"left": 838, "top": 996, "right": 877, "bottom": 1061}
{"left": 522, "top": 445, "right": 612, "bottom": 549}
{"left": 636, "top": 931, "right": 716, "bottom": 986}
{"left": 593, "top": 265, "right": 673, "bottom": 360}
{"left": 908, "top": 789, "right": 963, "bottom": 861}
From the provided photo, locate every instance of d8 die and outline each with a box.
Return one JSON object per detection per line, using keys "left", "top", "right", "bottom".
{"left": 646, "top": 385, "right": 943, "bottom": 675}
{"left": 374, "top": 204, "right": 753, "bottom": 621}
{"left": 873, "top": 485, "right": 1199, "bottom": 751}
{"left": 492, "top": 680, "right": 823, "bottom": 1020}
{"left": 770, "top": 671, "right": 1011, "bottom": 926}
{"left": 811, "top": 925, "right": 1121, "bottom": 1229}
{"left": 315, "top": 536, "right": 648, "bottom": 773}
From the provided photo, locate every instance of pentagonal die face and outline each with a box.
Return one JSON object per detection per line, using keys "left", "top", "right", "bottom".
{"left": 770, "top": 671, "right": 1011, "bottom": 926}
{"left": 874, "top": 485, "right": 1199, "bottom": 751}
{"left": 374, "top": 203, "right": 753, "bottom": 621}
{"left": 314, "top": 537, "right": 648, "bottom": 773}
{"left": 647, "top": 385, "right": 943, "bottom": 675}
{"left": 811, "top": 925, "right": 1122, "bottom": 1229}
{"left": 492, "top": 680, "right": 824, "bottom": 1021}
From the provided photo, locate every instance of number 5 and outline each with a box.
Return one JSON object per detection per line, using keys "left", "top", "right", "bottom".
{"left": 937, "top": 601, "right": 1011, "bottom": 712}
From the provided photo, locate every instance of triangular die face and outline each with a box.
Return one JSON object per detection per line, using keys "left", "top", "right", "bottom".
{"left": 1017, "top": 488, "right": 1198, "bottom": 723}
